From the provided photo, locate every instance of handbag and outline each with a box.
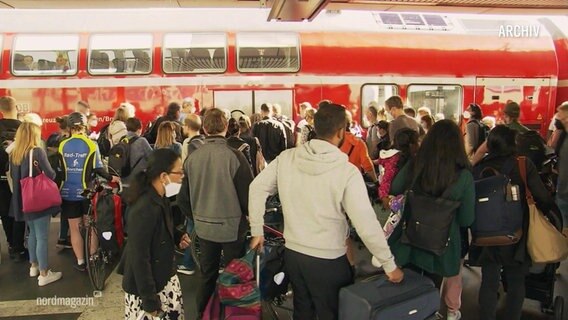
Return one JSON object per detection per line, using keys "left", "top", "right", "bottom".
{"left": 401, "top": 180, "right": 461, "bottom": 256}
{"left": 519, "top": 157, "right": 568, "bottom": 263}
{"left": 217, "top": 249, "right": 261, "bottom": 311}
{"left": 20, "top": 149, "right": 62, "bottom": 214}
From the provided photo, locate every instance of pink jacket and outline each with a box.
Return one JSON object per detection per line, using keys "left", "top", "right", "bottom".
{"left": 378, "top": 150, "right": 400, "bottom": 199}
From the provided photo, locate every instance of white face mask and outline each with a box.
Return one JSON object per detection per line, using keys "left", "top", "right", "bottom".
{"left": 89, "top": 120, "right": 98, "bottom": 127}
{"left": 163, "top": 176, "right": 182, "bottom": 197}
{"left": 463, "top": 111, "right": 471, "bottom": 119}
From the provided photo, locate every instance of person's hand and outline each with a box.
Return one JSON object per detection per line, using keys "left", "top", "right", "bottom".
{"left": 386, "top": 267, "right": 404, "bottom": 284}
{"left": 179, "top": 233, "right": 191, "bottom": 249}
{"left": 249, "top": 236, "right": 264, "bottom": 251}
{"left": 111, "top": 175, "right": 121, "bottom": 183}
{"left": 381, "top": 196, "right": 391, "bottom": 210}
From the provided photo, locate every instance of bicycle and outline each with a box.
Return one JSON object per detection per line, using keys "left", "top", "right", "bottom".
{"left": 81, "top": 179, "right": 122, "bottom": 291}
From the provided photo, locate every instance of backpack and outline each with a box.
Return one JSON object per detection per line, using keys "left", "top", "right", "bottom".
{"left": 306, "top": 125, "right": 317, "bottom": 142}
{"left": 472, "top": 159, "right": 523, "bottom": 246}
{"left": 469, "top": 119, "right": 489, "bottom": 151}
{"left": 187, "top": 135, "right": 205, "bottom": 157}
{"left": 516, "top": 130, "right": 547, "bottom": 171}
{"left": 255, "top": 137, "right": 267, "bottom": 175}
{"left": 97, "top": 124, "right": 111, "bottom": 157}
{"left": 107, "top": 135, "right": 139, "bottom": 177}
{"left": 400, "top": 180, "right": 461, "bottom": 256}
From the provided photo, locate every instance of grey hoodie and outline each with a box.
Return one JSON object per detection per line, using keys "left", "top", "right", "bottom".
{"left": 249, "top": 139, "right": 397, "bottom": 273}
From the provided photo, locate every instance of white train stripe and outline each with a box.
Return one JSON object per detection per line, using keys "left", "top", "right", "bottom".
{"left": 0, "top": 75, "right": 479, "bottom": 89}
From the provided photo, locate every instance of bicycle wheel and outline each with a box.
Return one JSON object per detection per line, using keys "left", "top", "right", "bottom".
{"left": 85, "top": 224, "right": 106, "bottom": 291}
{"left": 190, "top": 230, "right": 200, "bottom": 271}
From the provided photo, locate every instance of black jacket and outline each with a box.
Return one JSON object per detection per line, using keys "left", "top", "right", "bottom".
{"left": 471, "top": 155, "right": 555, "bottom": 266}
{"left": 252, "top": 117, "right": 287, "bottom": 163}
{"left": 118, "top": 187, "right": 184, "bottom": 313}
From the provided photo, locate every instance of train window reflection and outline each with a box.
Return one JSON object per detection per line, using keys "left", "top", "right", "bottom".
{"left": 407, "top": 84, "right": 463, "bottom": 123}
{"left": 12, "top": 35, "right": 79, "bottom": 76}
{"left": 237, "top": 33, "right": 300, "bottom": 73}
{"left": 89, "top": 34, "right": 153, "bottom": 75}
{"left": 163, "top": 33, "right": 226, "bottom": 74}
{"left": 361, "top": 84, "right": 398, "bottom": 128}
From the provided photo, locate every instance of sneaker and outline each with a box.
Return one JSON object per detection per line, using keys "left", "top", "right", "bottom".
{"left": 74, "top": 263, "right": 86, "bottom": 272}
{"left": 177, "top": 265, "right": 195, "bottom": 275}
{"left": 56, "top": 239, "right": 72, "bottom": 249}
{"left": 30, "top": 265, "right": 39, "bottom": 277}
{"left": 447, "top": 310, "right": 461, "bottom": 320}
{"left": 8, "top": 246, "right": 15, "bottom": 260}
{"left": 38, "top": 270, "right": 62, "bottom": 286}
{"left": 13, "top": 250, "right": 29, "bottom": 263}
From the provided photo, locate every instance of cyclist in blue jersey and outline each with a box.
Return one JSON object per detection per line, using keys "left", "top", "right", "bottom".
{"left": 58, "top": 112, "right": 120, "bottom": 271}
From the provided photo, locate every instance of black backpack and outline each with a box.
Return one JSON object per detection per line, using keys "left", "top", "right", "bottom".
{"left": 306, "top": 125, "right": 317, "bottom": 142}
{"left": 516, "top": 130, "right": 547, "bottom": 171}
{"left": 471, "top": 119, "right": 489, "bottom": 151}
{"left": 97, "top": 124, "right": 111, "bottom": 157}
{"left": 108, "top": 135, "right": 139, "bottom": 177}
{"left": 472, "top": 159, "right": 523, "bottom": 246}
{"left": 401, "top": 180, "right": 461, "bottom": 256}
{"left": 0, "top": 120, "right": 18, "bottom": 177}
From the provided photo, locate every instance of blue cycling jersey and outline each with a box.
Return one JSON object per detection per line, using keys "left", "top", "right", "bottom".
{"left": 59, "top": 134, "right": 103, "bottom": 201}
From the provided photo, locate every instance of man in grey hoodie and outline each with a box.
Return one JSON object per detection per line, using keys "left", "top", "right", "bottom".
{"left": 249, "top": 103, "right": 403, "bottom": 320}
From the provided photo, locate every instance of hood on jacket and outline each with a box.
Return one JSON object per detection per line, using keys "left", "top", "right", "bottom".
{"left": 293, "top": 139, "right": 348, "bottom": 176}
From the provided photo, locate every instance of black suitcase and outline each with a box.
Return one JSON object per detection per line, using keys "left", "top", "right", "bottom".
{"left": 339, "top": 269, "right": 439, "bottom": 320}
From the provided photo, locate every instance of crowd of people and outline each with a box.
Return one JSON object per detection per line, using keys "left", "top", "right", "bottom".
{"left": 0, "top": 94, "right": 567, "bottom": 320}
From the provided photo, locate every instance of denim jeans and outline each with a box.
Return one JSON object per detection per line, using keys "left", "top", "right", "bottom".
{"left": 182, "top": 218, "right": 195, "bottom": 269}
{"left": 557, "top": 195, "right": 568, "bottom": 228}
{"left": 28, "top": 215, "right": 51, "bottom": 270}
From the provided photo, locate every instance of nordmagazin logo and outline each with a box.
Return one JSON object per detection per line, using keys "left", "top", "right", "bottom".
{"left": 499, "top": 24, "right": 540, "bottom": 38}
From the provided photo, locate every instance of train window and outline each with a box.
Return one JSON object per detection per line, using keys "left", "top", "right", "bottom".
{"left": 88, "top": 34, "right": 153, "bottom": 75}
{"left": 12, "top": 34, "right": 79, "bottom": 76}
{"left": 407, "top": 85, "right": 463, "bottom": 123}
{"left": 360, "top": 84, "right": 398, "bottom": 128}
{"left": 163, "top": 33, "right": 226, "bottom": 74}
{"left": 236, "top": 33, "right": 300, "bottom": 73}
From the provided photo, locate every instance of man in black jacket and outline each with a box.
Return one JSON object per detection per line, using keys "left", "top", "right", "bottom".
{"left": 181, "top": 108, "right": 254, "bottom": 316}
{"left": 253, "top": 103, "right": 287, "bottom": 163}
{"left": 145, "top": 102, "right": 183, "bottom": 145}
{"left": 0, "top": 96, "right": 25, "bottom": 261}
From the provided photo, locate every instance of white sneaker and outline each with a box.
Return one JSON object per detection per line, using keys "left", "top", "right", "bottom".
{"left": 38, "top": 270, "right": 62, "bottom": 286}
{"left": 447, "top": 310, "right": 461, "bottom": 320}
{"left": 29, "top": 265, "right": 39, "bottom": 277}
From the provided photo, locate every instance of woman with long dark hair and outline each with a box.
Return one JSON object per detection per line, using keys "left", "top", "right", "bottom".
{"left": 389, "top": 120, "right": 475, "bottom": 320}
{"left": 118, "top": 148, "right": 190, "bottom": 320}
{"left": 473, "top": 125, "right": 555, "bottom": 320}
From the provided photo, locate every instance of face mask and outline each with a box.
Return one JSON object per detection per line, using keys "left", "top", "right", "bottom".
{"left": 89, "top": 120, "right": 98, "bottom": 127}
{"left": 463, "top": 111, "right": 471, "bottom": 119}
{"left": 163, "top": 176, "right": 182, "bottom": 197}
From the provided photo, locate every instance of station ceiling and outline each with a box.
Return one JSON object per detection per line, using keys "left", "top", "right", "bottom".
{"left": 0, "top": 0, "right": 566, "bottom": 15}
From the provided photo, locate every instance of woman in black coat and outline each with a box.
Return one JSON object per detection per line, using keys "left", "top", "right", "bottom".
{"left": 472, "top": 125, "right": 556, "bottom": 320}
{"left": 118, "top": 149, "right": 190, "bottom": 320}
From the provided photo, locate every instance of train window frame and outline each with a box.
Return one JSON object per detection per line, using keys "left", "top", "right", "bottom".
{"left": 88, "top": 33, "right": 153, "bottom": 76}
{"left": 406, "top": 84, "right": 463, "bottom": 123}
{"left": 360, "top": 83, "right": 400, "bottom": 128}
{"left": 236, "top": 32, "right": 301, "bottom": 73}
{"left": 11, "top": 34, "right": 80, "bottom": 77}
{"left": 162, "top": 33, "right": 227, "bottom": 74}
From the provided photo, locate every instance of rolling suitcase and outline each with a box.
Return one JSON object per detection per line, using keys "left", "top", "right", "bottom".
{"left": 339, "top": 269, "right": 439, "bottom": 320}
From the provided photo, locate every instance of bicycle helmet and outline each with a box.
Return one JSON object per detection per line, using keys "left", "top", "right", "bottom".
{"left": 67, "top": 111, "right": 87, "bottom": 127}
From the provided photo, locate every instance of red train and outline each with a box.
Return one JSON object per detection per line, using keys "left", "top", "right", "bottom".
{"left": 0, "top": 8, "right": 566, "bottom": 137}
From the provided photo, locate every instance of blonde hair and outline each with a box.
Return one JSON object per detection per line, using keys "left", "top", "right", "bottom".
{"left": 113, "top": 106, "right": 129, "bottom": 122}
{"left": 10, "top": 122, "right": 42, "bottom": 166}
{"left": 155, "top": 121, "right": 176, "bottom": 149}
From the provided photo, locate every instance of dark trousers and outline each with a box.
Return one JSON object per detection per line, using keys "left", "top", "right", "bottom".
{"left": 195, "top": 235, "right": 246, "bottom": 314}
{"left": 12, "top": 220, "right": 26, "bottom": 252}
{"left": 59, "top": 216, "right": 69, "bottom": 240}
{"left": 285, "top": 249, "right": 353, "bottom": 320}
{"left": 1, "top": 215, "right": 14, "bottom": 247}
{"left": 479, "top": 261, "right": 529, "bottom": 320}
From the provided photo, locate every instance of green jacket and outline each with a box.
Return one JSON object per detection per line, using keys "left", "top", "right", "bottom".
{"left": 388, "top": 163, "right": 475, "bottom": 277}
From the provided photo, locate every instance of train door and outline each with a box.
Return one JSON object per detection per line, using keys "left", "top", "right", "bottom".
{"left": 213, "top": 89, "right": 294, "bottom": 119}
{"left": 474, "top": 78, "right": 552, "bottom": 134}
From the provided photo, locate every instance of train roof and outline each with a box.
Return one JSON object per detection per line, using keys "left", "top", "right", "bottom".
{"left": 0, "top": 8, "right": 564, "bottom": 38}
